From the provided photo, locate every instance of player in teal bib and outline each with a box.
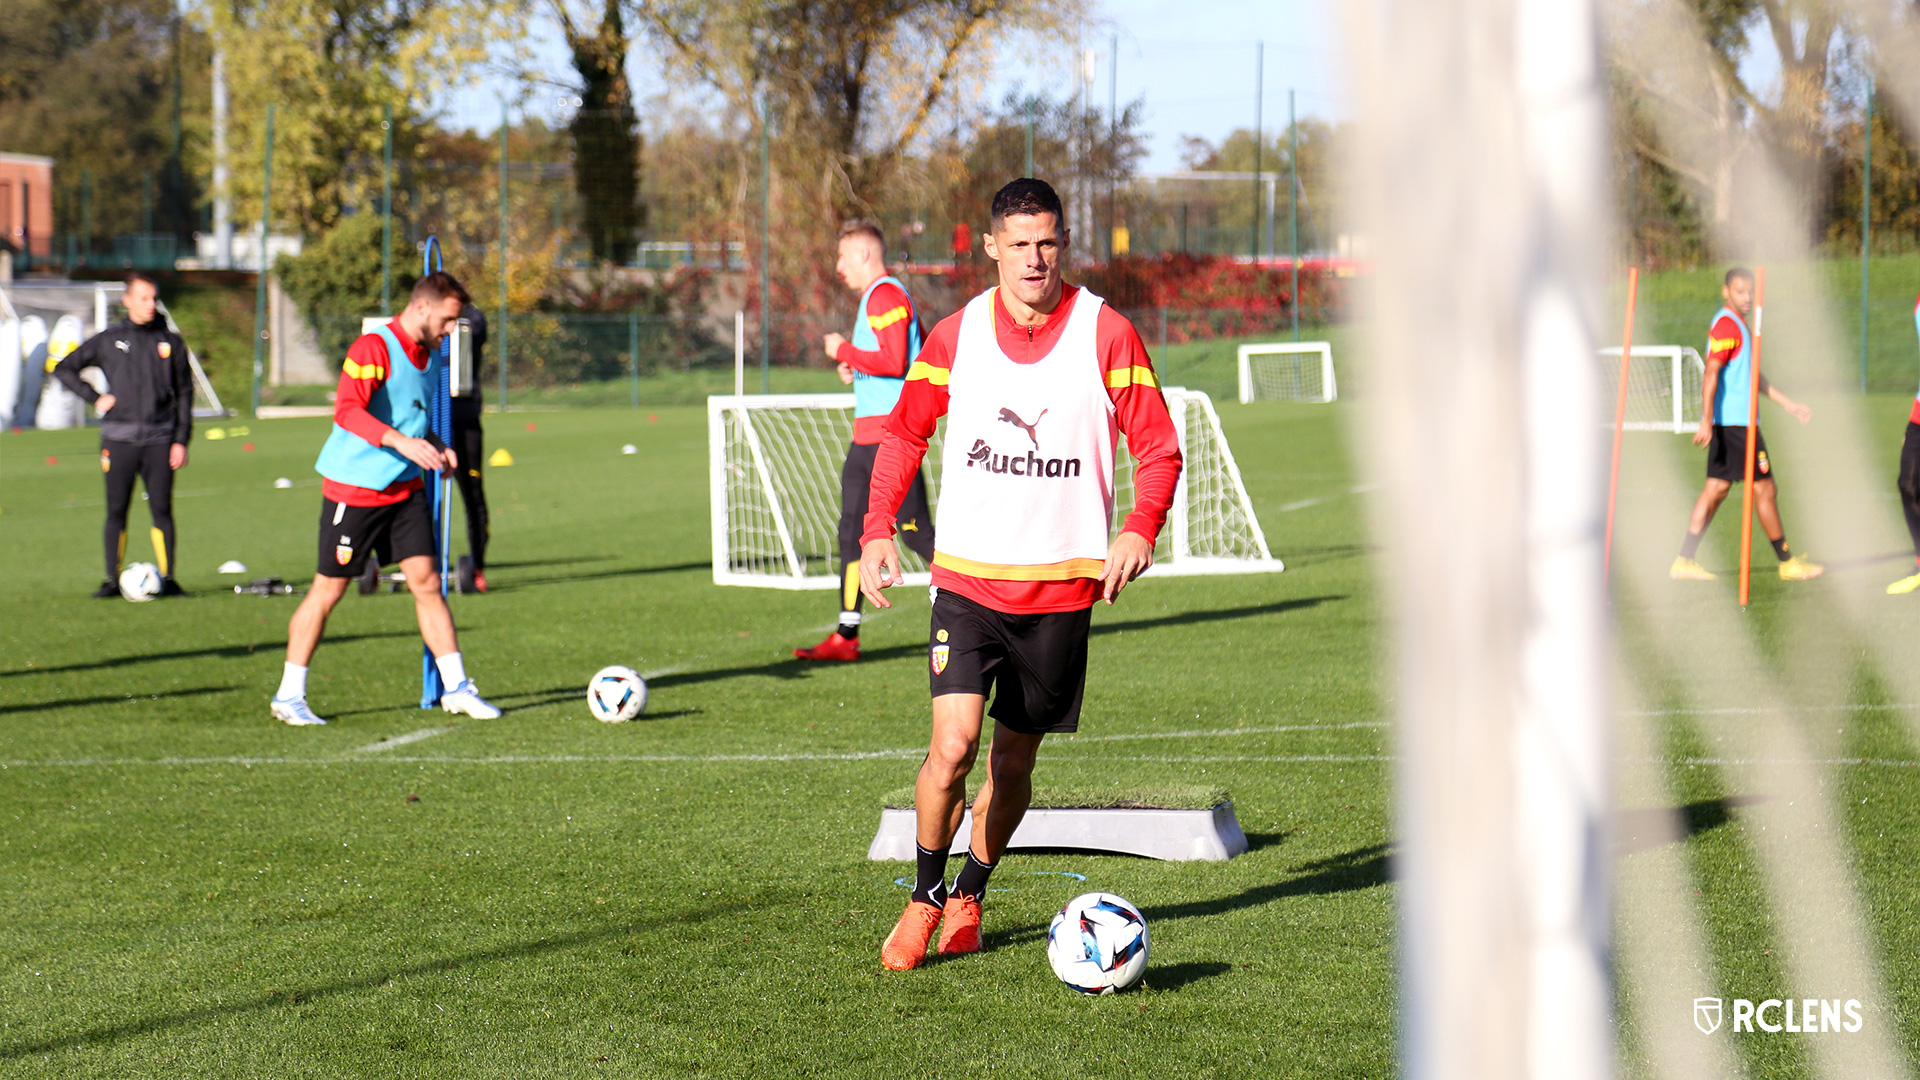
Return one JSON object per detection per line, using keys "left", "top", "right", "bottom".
{"left": 313, "top": 323, "right": 435, "bottom": 489}
{"left": 793, "top": 221, "right": 936, "bottom": 662}
{"left": 1671, "top": 267, "right": 1821, "bottom": 582}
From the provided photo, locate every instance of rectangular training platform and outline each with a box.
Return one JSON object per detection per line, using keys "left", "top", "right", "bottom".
{"left": 868, "top": 802, "right": 1249, "bottom": 863}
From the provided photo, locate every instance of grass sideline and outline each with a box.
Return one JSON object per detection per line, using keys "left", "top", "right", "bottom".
{"left": 0, "top": 379, "right": 1390, "bottom": 1076}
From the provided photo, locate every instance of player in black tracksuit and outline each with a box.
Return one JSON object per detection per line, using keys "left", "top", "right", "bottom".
{"left": 51, "top": 272, "right": 195, "bottom": 597}
{"left": 450, "top": 304, "right": 491, "bottom": 589}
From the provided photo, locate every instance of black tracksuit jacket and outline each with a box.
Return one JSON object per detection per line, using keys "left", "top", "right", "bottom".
{"left": 52, "top": 316, "right": 195, "bottom": 446}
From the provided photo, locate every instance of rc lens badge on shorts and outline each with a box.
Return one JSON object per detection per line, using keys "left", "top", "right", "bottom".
{"left": 335, "top": 537, "right": 354, "bottom": 566}
{"left": 101, "top": 449, "right": 111, "bottom": 473}
{"left": 931, "top": 645, "right": 949, "bottom": 674}
{"left": 1757, "top": 450, "right": 1770, "bottom": 475}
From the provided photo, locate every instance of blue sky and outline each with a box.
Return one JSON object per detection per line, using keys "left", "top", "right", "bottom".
{"left": 440, "top": 0, "right": 1343, "bottom": 173}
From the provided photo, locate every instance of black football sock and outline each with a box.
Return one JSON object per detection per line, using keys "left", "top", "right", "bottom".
{"left": 1680, "top": 531, "right": 1704, "bottom": 559}
{"left": 951, "top": 850, "right": 997, "bottom": 901}
{"left": 837, "top": 615, "right": 860, "bottom": 639}
{"left": 911, "top": 844, "right": 948, "bottom": 908}
{"left": 1771, "top": 537, "right": 1791, "bottom": 562}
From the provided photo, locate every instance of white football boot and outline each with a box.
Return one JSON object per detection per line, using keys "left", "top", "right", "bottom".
{"left": 440, "top": 679, "right": 502, "bottom": 719}
{"left": 271, "top": 696, "right": 327, "bottom": 726}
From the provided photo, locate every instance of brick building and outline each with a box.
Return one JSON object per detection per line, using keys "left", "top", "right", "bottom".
{"left": 0, "top": 152, "right": 55, "bottom": 260}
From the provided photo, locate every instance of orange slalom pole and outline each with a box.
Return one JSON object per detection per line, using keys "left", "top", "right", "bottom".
{"left": 1738, "top": 266, "right": 1765, "bottom": 608}
{"left": 1603, "top": 266, "right": 1639, "bottom": 588}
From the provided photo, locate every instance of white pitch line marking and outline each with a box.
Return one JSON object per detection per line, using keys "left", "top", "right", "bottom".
{"left": 355, "top": 727, "right": 453, "bottom": 753}
{"left": 1278, "top": 497, "right": 1324, "bottom": 512}
{"left": 1063, "top": 722, "right": 1387, "bottom": 743}
{"left": 1625, "top": 704, "right": 1920, "bottom": 717}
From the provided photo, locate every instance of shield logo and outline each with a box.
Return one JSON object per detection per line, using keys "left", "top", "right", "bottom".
{"left": 1757, "top": 450, "right": 1770, "bottom": 475}
{"left": 1695, "top": 997, "right": 1723, "bottom": 1035}
{"left": 100, "top": 449, "right": 111, "bottom": 473}
{"left": 931, "top": 644, "right": 949, "bottom": 675}
{"left": 157, "top": 342, "right": 172, "bottom": 359}
{"left": 335, "top": 544, "right": 354, "bottom": 566}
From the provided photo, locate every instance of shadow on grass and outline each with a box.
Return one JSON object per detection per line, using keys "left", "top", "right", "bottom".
{"left": 0, "top": 632, "right": 414, "bottom": 680}
{"left": 0, "top": 919, "right": 637, "bottom": 1059}
{"left": 981, "top": 841, "right": 1390, "bottom": 951}
{"left": 484, "top": 561, "right": 709, "bottom": 592}
{"left": 647, "top": 596, "right": 1346, "bottom": 693}
{"left": 479, "top": 556, "right": 615, "bottom": 570}
{"left": 496, "top": 685, "right": 703, "bottom": 717}
{"left": 0, "top": 686, "right": 234, "bottom": 717}
{"left": 1243, "top": 831, "right": 1291, "bottom": 854}
{"left": 1143, "top": 961, "right": 1234, "bottom": 992}
{"left": 1614, "top": 796, "right": 1771, "bottom": 857}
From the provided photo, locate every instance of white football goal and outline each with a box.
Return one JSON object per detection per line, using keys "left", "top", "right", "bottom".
{"left": 1238, "top": 341, "right": 1336, "bottom": 403}
{"left": 708, "top": 388, "right": 1285, "bottom": 589}
{"left": 1595, "top": 345, "right": 1704, "bottom": 433}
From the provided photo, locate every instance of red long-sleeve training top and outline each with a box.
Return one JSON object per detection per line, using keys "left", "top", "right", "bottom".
{"left": 863, "top": 285, "right": 1183, "bottom": 613}
{"left": 321, "top": 318, "right": 429, "bottom": 507}
{"left": 834, "top": 280, "right": 916, "bottom": 445}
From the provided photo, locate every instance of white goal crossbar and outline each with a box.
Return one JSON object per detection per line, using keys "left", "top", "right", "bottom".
{"left": 1595, "top": 345, "right": 1704, "bottom": 433}
{"left": 1238, "top": 341, "right": 1336, "bottom": 404}
{"left": 708, "top": 388, "right": 1284, "bottom": 589}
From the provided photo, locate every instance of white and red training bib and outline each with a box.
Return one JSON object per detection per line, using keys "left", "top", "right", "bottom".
{"left": 933, "top": 288, "right": 1117, "bottom": 581}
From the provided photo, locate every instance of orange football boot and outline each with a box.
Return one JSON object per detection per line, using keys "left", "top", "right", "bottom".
{"left": 881, "top": 900, "right": 943, "bottom": 970}
{"left": 937, "top": 894, "right": 983, "bottom": 955}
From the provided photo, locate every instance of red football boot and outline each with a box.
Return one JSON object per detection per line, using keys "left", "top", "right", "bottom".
{"left": 793, "top": 631, "right": 859, "bottom": 661}
{"left": 937, "top": 894, "right": 983, "bottom": 955}
{"left": 472, "top": 571, "right": 488, "bottom": 593}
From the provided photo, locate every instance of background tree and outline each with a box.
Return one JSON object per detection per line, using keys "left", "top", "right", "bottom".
{"left": 554, "top": 0, "right": 644, "bottom": 264}
{"left": 0, "top": 0, "right": 207, "bottom": 250}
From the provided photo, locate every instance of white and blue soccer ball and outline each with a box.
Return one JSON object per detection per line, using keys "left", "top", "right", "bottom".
{"left": 118, "top": 562, "right": 163, "bottom": 602}
{"left": 1046, "top": 891, "right": 1150, "bottom": 994}
{"left": 586, "top": 666, "right": 648, "bottom": 722}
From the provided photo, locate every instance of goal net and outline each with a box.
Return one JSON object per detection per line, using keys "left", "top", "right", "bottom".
{"left": 709, "top": 388, "right": 1284, "bottom": 589}
{"left": 1238, "top": 341, "right": 1336, "bottom": 403}
{"left": 1595, "top": 345, "right": 1703, "bottom": 433}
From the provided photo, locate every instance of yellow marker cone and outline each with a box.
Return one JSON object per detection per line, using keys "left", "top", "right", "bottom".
{"left": 488, "top": 448, "right": 514, "bottom": 467}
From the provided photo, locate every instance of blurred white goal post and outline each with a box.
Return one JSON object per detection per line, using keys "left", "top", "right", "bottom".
{"left": 1238, "top": 341, "right": 1336, "bottom": 403}
{"left": 709, "top": 388, "right": 1284, "bottom": 589}
{"left": 1596, "top": 345, "right": 1705, "bottom": 433}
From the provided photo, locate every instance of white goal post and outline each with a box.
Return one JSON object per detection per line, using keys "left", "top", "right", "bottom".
{"left": 1238, "top": 341, "right": 1336, "bottom": 404}
{"left": 1595, "top": 345, "right": 1704, "bottom": 434}
{"left": 709, "top": 388, "right": 1285, "bottom": 589}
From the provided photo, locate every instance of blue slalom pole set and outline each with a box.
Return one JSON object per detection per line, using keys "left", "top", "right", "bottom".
{"left": 420, "top": 237, "right": 454, "bottom": 709}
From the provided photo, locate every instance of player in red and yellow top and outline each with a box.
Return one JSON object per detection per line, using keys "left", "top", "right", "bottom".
{"left": 1670, "top": 267, "right": 1821, "bottom": 582}
{"left": 859, "top": 178, "right": 1182, "bottom": 970}
{"left": 792, "top": 221, "right": 936, "bottom": 661}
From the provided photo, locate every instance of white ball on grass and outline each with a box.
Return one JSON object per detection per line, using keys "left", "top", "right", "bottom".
{"left": 1046, "top": 891, "right": 1149, "bottom": 994}
{"left": 118, "top": 562, "right": 163, "bottom": 602}
{"left": 586, "top": 666, "right": 648, "bottom": 722}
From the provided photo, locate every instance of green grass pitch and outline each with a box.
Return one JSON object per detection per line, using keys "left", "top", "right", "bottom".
{"left": 8, "top": 358, "right": 1920, "bottom": 1076}
{"left": 0, "top": 385, "right": 1390, "bottom": 1077}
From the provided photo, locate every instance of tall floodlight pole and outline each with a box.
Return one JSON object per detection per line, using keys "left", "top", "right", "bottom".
{"left": 760, "top": 92, "right": 772, "bottom": 394}
{"left": 1290, "top": 88, "right": 1300, "bottom": 340}
{"left": 1252, "top": 42, "right": 1264, "bottom": 260}
{"left": 1861, "top": 74, "right": 1873, "bottom": 394}
{"left": 213, "top": 42, "right": 232, "bottom": 270}
{"left": 498, "top": 102, "right": 510, "bottom": 409}
{"left": 382, "top": 104, "right": 394, "bottom": 313}
{"left": 1024, "top": 98, "right": 1035, "bottom": 176}
{"left": 250, "top": 104, "right": 274, "bottom": 417}
{"left": 1109, "top": 35, "right": 1118, "bottom": 262}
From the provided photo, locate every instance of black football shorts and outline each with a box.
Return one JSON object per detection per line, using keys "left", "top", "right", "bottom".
{"left": 929, "top": 588, "right": 1092, "bottom": 735}
{"left": 316, "top": 487, "right": 436, "bottom": 577}
{"left": 1706, "top": 425, "right": 1773, "bottom": 483}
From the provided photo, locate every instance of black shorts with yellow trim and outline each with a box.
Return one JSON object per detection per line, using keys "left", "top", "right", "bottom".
{"left": 1706, "top": 425, "right": 1773, "bottom": 484}
{"left": 929, "top": 588, "right": 1092, "bottom": 736}
{"left": 316, "top": 487, "right": 436, "bottom": 578}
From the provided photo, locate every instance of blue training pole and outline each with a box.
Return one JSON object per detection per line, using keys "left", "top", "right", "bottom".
{"left": 420, "top": 238, "right": 453, "bottom": 708}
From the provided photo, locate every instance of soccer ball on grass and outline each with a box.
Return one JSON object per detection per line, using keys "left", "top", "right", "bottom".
{"left": 1046, "top": 891, "right": 1149, "bottom": 994}
{"left": 586, "top": 666, "right": 648, "bottom": 722}
{"left": 118, "top": 562, "right": 163, "bottom": 602}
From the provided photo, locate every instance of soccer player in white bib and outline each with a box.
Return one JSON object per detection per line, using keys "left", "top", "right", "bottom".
{"left": 859, "top": 179, "right": 1183, "bottom": 970}
{"left": 268, "top": 272, "right": 501, "bottom": 726}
